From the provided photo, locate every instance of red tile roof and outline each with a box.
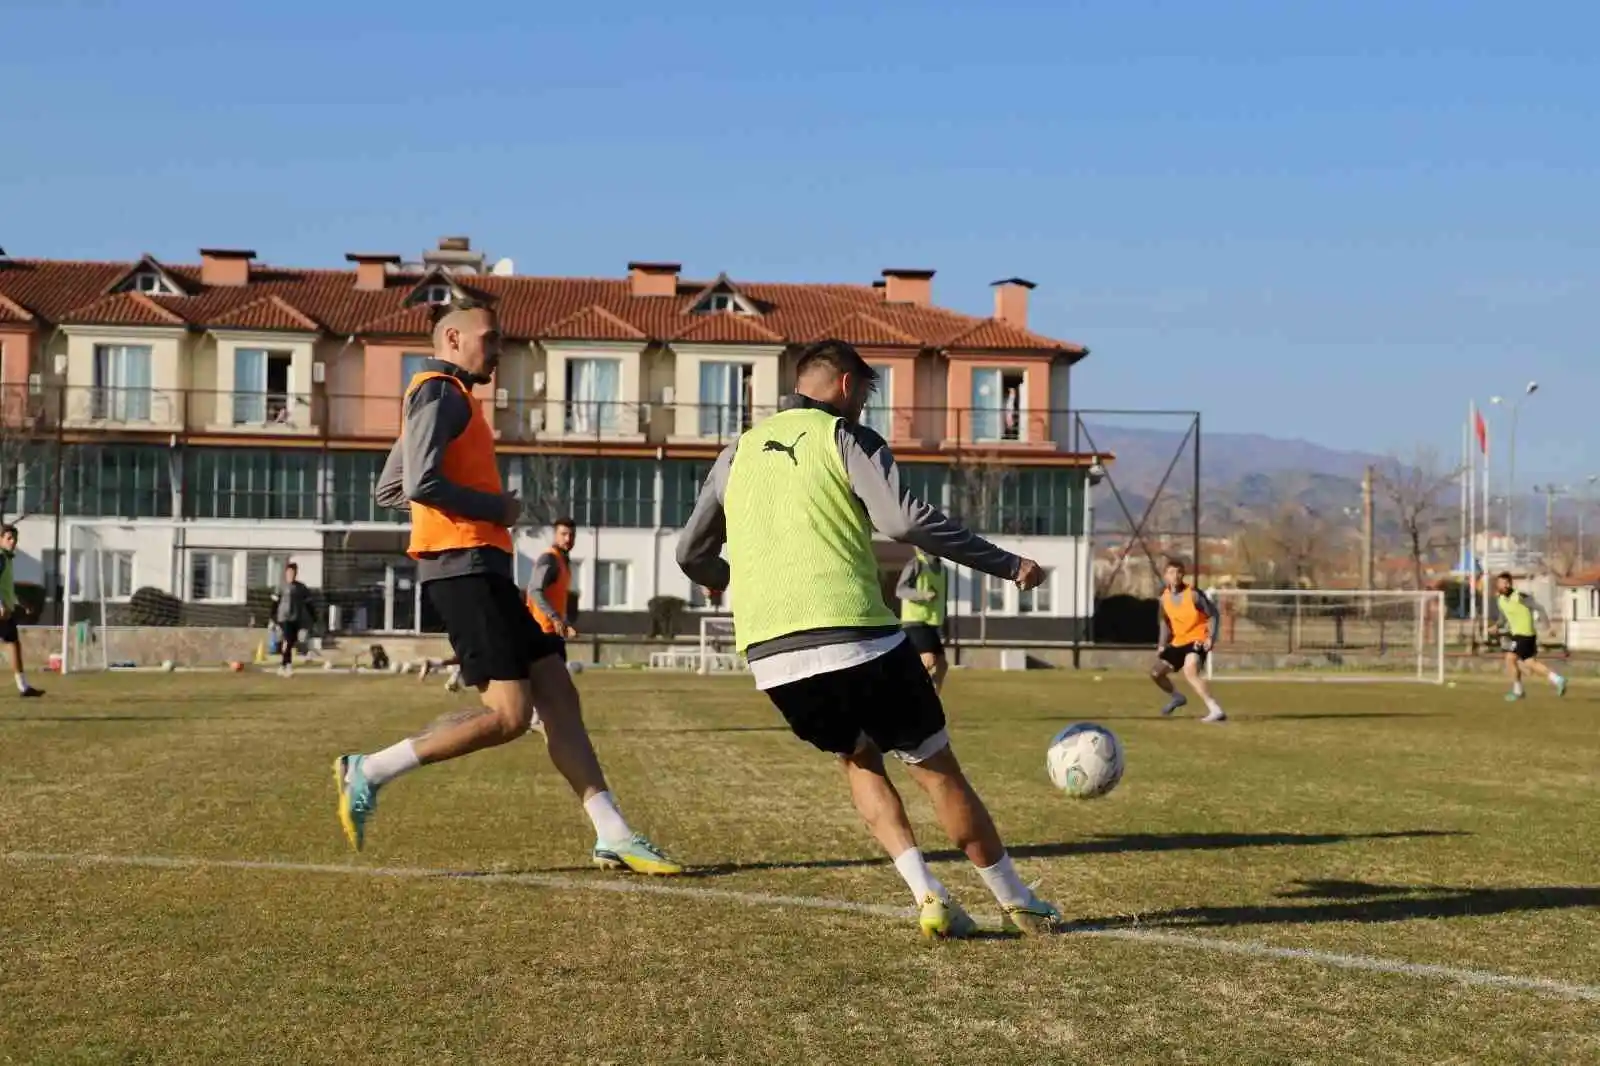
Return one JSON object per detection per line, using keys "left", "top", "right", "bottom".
{"left": 0, "top": 292, "right": 34, "bottom": 324}
{"left": 60, "top": 292, "right": 188, "bottom": 327}
{"left": 671, "top": 311, "right": 784, "bottom": 344}
{"left": 209, "top": 294, "right": 322, "bottom": 333}
{"left": 543, "top": 304, "right": 648, "bottom": 341}
{"left": 0, "top": 257, "right": 1088, "bottom": 356}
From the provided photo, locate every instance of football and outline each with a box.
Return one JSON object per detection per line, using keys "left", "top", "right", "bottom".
{"left": 1046, "top": 723, "right": 1124, "bottom": 798}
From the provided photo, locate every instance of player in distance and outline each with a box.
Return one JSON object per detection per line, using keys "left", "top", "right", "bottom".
{"left": 1489, "top": 572, "right": 1566, "bottom": 702}
{"left": 897, "top": 548, "right": 949, "bottom": 692}
{"left": 1151, "top": 558, "right": 1225, "bottom": 723}
{"left": 334, "top": 301, "right": 680, "bottom": 875}
{"left": 677, "top": 339, "right": 1063, "bottom": 939}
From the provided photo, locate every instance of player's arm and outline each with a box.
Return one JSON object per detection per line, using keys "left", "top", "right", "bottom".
{"left": 1156, "top": 608, "right": 1171, "bottom": 650}
{"left": 375, "top": 438, "right": 408, "bottom": 510}
{"left": 527, "top": 555, "right": 568, "bottom": 630}
{"left": 1524, "top": 592, "right": 1550, "bottom": 625}
{"left": 398, "top": 378, "right": 513, "bottom": 523}
{"left": 837, "top": 423, "right": 1021, "bottom": 581}
{"left": 895, "top": 557, "right": 932, "bottom": 602}
{"left": 1193, "top": 589, "right": 1222, "bottom": 649}
{"left": 675, "top": 445, "right": 733, "bottom": 592}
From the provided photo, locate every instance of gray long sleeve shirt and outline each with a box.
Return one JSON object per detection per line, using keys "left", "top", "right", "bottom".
{"left": 895, "top": 554, "right": 942, "bottom": 603}
{"left": 273, "top": 580, "right": 314, "bottom": 627}
{"left": 1157, "top": 586, "right": 1221, "bottom": 646}
{"left": 676, "top": 394, "right": 1020, "bottom": 659}
{"left": 528, "top": 550, "right": 569, "bottom": 626}
{"left": 374, "top": 358, "right": 513, "bottom": 582}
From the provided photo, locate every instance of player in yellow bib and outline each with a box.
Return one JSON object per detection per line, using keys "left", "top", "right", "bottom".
{"left": 1489, "top": 571, "right": 1565, "bottom": 702}
{"left": 1152, "top": 558, "right": 1225, "bottom": 722}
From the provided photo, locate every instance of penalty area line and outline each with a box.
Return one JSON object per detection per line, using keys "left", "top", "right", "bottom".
{"left": 5, "top": 849, "right": 1597, "bottom": 1003}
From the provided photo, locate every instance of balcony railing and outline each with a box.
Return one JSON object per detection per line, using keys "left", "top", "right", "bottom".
{"left": 1, "top": 384, "right": 1092, "bottom": 455}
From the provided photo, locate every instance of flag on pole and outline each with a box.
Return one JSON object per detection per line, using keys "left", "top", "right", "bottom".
{"left": 1474, "top": 407, "right": 1488, "bottom": 454}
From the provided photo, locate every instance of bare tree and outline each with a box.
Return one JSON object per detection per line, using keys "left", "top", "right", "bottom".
{"left": 1227, "top": 503, "right": 1335, "bottom": 587}
{"left": 517, "top": 452, "right": 574, "bottom": 529}
{"left": 949, "top": 451, "right": 1019, "bottom": 535}
{"left": 1376, "top": 447, "right": 1461, "bottom": 589}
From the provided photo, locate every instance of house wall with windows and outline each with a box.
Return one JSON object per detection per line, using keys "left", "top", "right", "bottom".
{"left": 62, "top": 325, "right": 189, "bottom": 429}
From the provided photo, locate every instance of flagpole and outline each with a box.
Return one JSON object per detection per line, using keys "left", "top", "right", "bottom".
{"left": 1467, "top": 401, "right": 1477, "bottom": 624}
{"left": 1481, "top": 410, "right": 1492, "bottom": 627}
{"left": 1460, "top": 409, "right": 1469, "bottom": 618}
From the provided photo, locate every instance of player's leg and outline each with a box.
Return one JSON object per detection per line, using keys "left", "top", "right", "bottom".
{"left": 0, "top": 617, "right": 39, "bottom": 697}
{"left": 766, "top": 657, "right": 973, "bottom": 937}
{"left": 332, "top": 574, "right": 539, "bottom": 851}
{"left": 279, "top": 623, "right": 297, "bottom": 676}
{"left": 1151, "top": 653, "right": 1186, "bottom": 715}
{"left": 1183, "top": 653, "right": 1225, "bottom": 722}
{"left": 1518, "top": 644, "right": 1566, "bottom": 696}
{"left": 1504, "top": 646, "right": 1524, "bottom": 700}
{"left": 868, "top": 641, "right": 1062, "bottom": 935}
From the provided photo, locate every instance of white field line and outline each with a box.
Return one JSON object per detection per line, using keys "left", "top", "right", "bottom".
{"left": 5, "top": 850, "right": 1598, "bottom": 1003}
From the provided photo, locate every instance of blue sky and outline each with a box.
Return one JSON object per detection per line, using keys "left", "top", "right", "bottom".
{"left": 2, "top": 0, "right": 1595, "bottom": 486}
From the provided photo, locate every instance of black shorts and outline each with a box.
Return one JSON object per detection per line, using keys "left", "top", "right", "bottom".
{"left": 0, "top": 615, "right": 17, "bottom": 645}
{"left": 1509, "top": 635, "right": 1538, "bottom": 661}
{"left": 903, "top": 622, "right": 945, "bottom": 657}
{"left": 425, "top": 572, "right": 565, "bottom": 688}
{"left": 765, "top": 638, "right": 948, "bottom": 762}
{"left": 1159, "top": 643, "right": 1207, "bottom": 671}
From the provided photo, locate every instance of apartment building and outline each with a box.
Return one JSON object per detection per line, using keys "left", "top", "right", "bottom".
{"left": 0, "top": 239, "right": 1099, "bottom": 639}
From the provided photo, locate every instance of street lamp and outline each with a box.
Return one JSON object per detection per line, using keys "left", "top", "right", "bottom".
{"left": 1489, "top": 381, "right": 1538, "bottom": 560}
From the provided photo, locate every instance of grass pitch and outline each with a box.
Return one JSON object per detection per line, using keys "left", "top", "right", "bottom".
{"left": 2, "top": 668, "right": 1597, "bottom": 1064}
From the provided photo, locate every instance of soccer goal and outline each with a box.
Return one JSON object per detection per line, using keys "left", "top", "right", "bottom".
{"left": 696, "top": 615, "right": 744, "bottom": 675}
{"left": 1204, "top": 588, "right": 1446, "bottom": 684}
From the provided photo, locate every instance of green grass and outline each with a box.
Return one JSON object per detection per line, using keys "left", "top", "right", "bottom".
{"left": 1, "top": 669, "right": 1597, "bottom": 1064}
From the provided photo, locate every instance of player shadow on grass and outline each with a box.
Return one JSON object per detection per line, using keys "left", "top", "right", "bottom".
{"left": 1066, "top": 879, "right": 1600, "bottom": 931}
{"left": 0, "top": 714, "right": 279, "bottom": 722}
{"left": 534, "top": 829, "right": 1464, "bottom": 877}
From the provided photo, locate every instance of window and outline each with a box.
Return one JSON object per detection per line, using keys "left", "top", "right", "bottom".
{"left": 971, "top": 573, "right": 1007, "bottom": 614}
{"left": 124, "top": 271, "right": 179, "bottom": 296}
{"left": 92, "top": 344, "right": 153, "bottom": 422}
{"left": 565, "top": 358, "right": 622, "bottom": 434}
{"left": 185, "top": 448, "right": 318, "bottom": 520}
{"left": 101, "top": 551, "right": 135, "bottom": 599}
{"left": 246, "top": 552, "right": 293, "bottom": 590}
{"left": 326, "top": 451, "right": 406, "bottom": 524}
{"left": 233, "top": 349, "right": 294, "bottom": 424}
{"left": 190, "top": 552, "right": 235, "bottom": 602}
{"left": 662, "top": 459, "right": 716, "bottom": 527}
{"left": 401, "top": 352, "right": 432, "bottom": 394}
{"left": 533, "top": 457, "right": 656, "bottom": 529}
{"left": 25, "top": 443, "right": 173, "bottom": 518}
{"left": 693, "top": 290, "right": 754, "bottom": 315}
{"left": 424, "top": 285, "right": 453, "bottom": 306}
{"left": 42, "top": 549, "right": 82, "bottom": 599}
{"left": 698, "top": 362, "right": 755, "bottom": 437}
{"left": 595, "top": 561, "right": 631, "bottom": 609}
{"left": 970, "top": 368, "right": 1025, "bottom": 442}
{"left": 860, "top": 364, "right": 893, "bottom": 438}
{"left": 1019, "top": 570, "right": 1052, "bottom": 615}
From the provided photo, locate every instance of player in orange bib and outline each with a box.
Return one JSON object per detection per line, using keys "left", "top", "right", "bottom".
{"left": 1152, "top": 557, "right": 1226, "bottom": 723}
{"left": 527, "top": 518, "right": 579, "bottom": 639}
{"left": 331, "top": 300, "right": 681, "bottom": 875}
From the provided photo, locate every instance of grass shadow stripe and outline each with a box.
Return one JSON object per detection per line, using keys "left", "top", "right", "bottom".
{"left": 5, "top": 850, "right": 1597, "bottom": 1003}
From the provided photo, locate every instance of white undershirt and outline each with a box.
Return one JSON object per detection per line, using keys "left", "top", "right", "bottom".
{"left": 748, "top": 632, "right": 906, "bottom": 691}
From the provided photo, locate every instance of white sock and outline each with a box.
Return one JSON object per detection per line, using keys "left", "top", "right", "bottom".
{"left": 1549, "top": 672, "right": 1564, "bottom": 686}
{"left": 892, "top": 847, "right": 948, "bottom": 903}
{"left": 360, "top": 740, "right": 420, "bottom": 788}
{"left": 14, "top": 673, "right": 27, "bottom": 692}
{"left": 1205, "top": 697, "right": 1223, "bottom": 713}
{"left": 1513, "top": 680, "right": 1525, "bottom": 695}
{"left": 976, "top": 853, "right": 1034, "bottom": 908}
{"left": 583, "top": 791, "right": 632, "bottom": 844}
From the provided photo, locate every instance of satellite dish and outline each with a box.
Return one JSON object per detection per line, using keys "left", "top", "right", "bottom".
{"left": 491, "top": 257, "right": 515, "bottom": 276}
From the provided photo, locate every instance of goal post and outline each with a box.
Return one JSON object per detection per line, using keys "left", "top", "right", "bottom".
{"left": 697, "top": 615, "right": 743, "bottom": 675}
{"left": 1203, "top": 588, "right": 1446, "bottom": 684}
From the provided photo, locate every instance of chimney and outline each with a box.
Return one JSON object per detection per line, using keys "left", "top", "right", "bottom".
{"left": 422, "top": 236, "right": 485, "bottom": 275}
{"left": 346, "top": 252, "right": 401, "bottom": 292}
{"left": 882, "top": 268, "right": 934, "bottom": 306}
{"left": 628, "top": 261, "right": 681, "bottom": 298}
{"left": 199, "top": 248, "right": 255, "bottom": 287}
{"left": 991, "top": 277, "right": 1036, "bottom": 330}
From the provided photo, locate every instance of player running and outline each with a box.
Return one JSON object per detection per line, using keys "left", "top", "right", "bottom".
{"left": 1490, "top": 571, "right": 1566, "bottom": 702}
{"left": 0, "top": 524, "right": 43, "bottom": 698}
{"left": 897, "top": 548, "right": 949, "bottom": 692}
{"left": 1151, "top": 558, "right": 1225, "bottom": 723}
{"left": 334, "top": 301, "right": 680, "bottom": 875}
{"left": 677, "top": 339, "right": 1063, "bottom": 939}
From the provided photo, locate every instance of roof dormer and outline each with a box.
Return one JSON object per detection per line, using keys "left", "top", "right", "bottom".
{"left": 687, "top": 273, "right": 758, "bottom": 316}
{"left": 108, "top": 255, "right": 191, "bottom": 298}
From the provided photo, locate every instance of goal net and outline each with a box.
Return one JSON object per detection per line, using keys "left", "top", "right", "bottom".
{"left": 697, "top": 615, "right": 744, "bottom": 675}
{"left": 1204, "top": 589, "right": 1445, "bottom": 684}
